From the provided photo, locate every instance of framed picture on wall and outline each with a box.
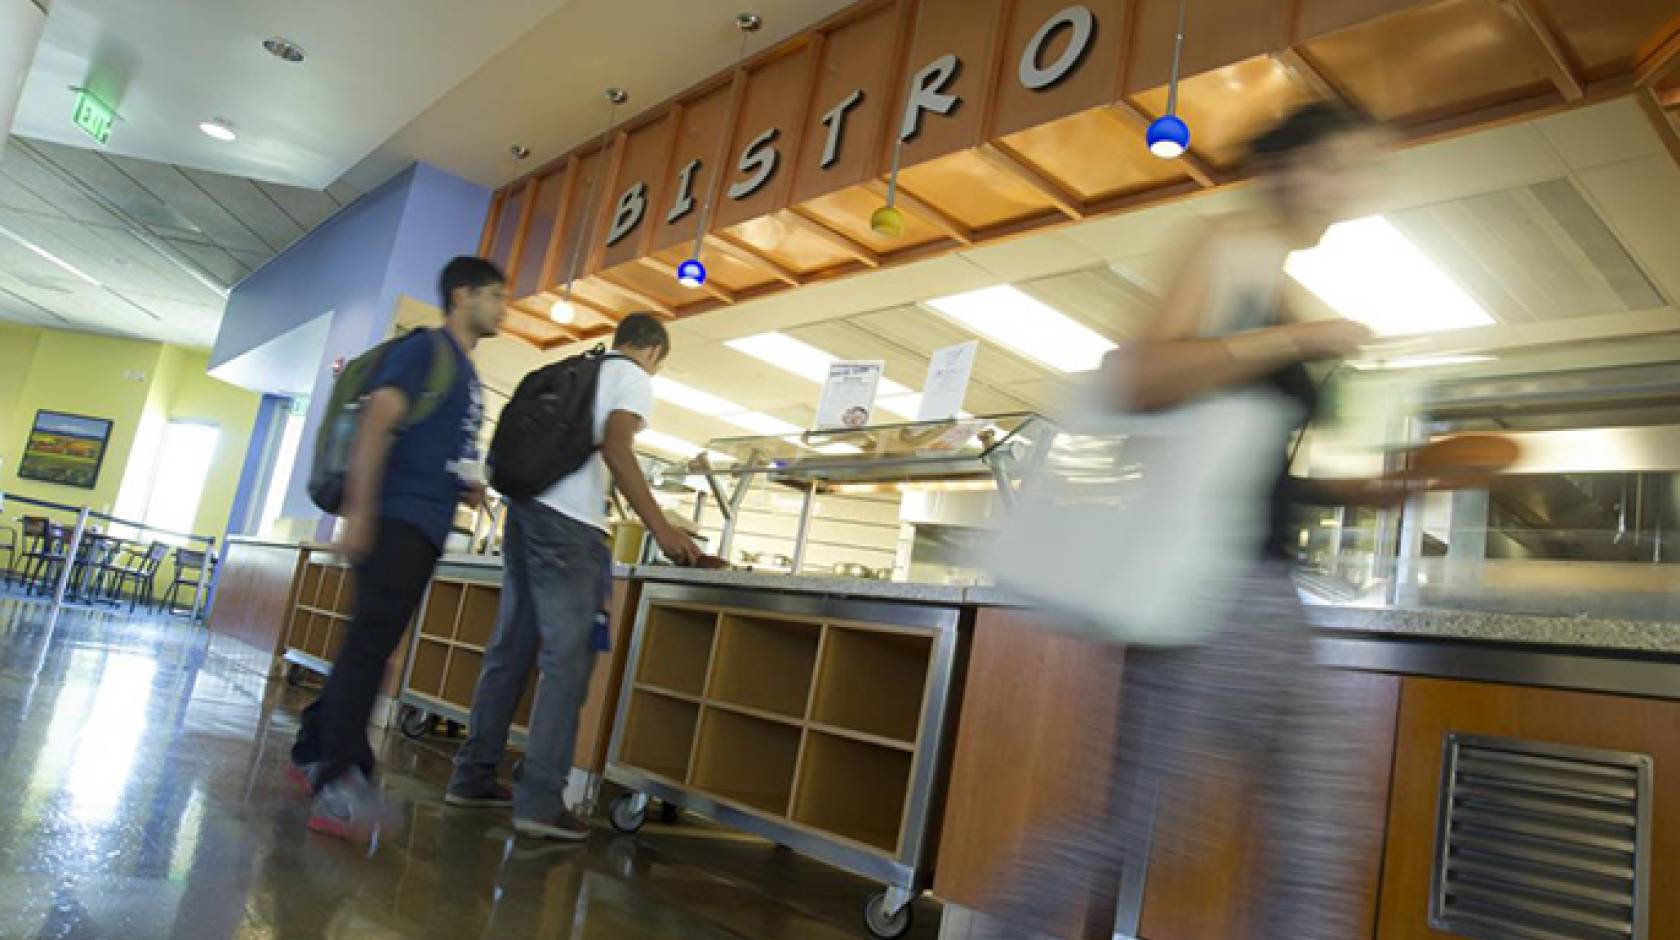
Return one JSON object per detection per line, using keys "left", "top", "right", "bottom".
{"left": 17, "top": 410, "right": 114, "bottom": 490}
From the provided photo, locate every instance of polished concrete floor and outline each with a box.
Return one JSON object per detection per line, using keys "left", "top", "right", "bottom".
{"left": 0, "top": 599, "right": 941, "bottom": 939}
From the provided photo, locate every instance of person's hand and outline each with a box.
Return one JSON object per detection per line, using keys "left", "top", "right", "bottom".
{"left": 339, "top": 511, "right": 376, "bottom": 563}
{"left": 461, "top": 481, "right": 487, "bottom": 510}
{"left": 653, "top": 525, "right": 702, "bottom": 566}
{"left": 1289, "top": 318, "right": 1373, "bottom": 360}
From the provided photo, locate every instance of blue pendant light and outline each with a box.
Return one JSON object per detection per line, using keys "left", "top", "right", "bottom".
{"left": 676, "top": 258, "right": 707, "bottom": 288}
{"left": 1147, "top": 0, "right": 1192, "bottom": 160}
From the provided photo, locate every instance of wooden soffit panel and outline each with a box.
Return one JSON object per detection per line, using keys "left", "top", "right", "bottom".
{"left": 481, "top": 0, "right": 1678, "bottom": 345}
{"left": 648, "top": 83, "right": 737, "bottom": 256}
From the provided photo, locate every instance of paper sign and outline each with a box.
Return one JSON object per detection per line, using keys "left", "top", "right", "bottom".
{"left": 815, "top": 360, "right": 883, "bottom": 430}
{"left": 917, "top": 340, "right": 978, "bottom": 421}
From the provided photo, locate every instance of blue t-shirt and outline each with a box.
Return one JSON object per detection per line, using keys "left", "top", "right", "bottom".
{"left": 369, "top": 329, "right": 482, "bottom": 548}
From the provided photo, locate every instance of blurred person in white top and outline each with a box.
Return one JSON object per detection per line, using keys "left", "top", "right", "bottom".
{"left": 448, "top": 313, "right": 699, "bottom": 841}
{"left": 986, "top": 104, "right": 1412, "bottom": 940}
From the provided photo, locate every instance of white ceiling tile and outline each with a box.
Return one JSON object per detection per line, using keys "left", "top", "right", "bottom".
{"left": 260, "top": 182, "right": 345, "bottom": 231}
{"left": 181, "top": 168, "right": 308, "bottom": 251}
{"left": 1572, "top": 154, "right": 1680, "bottom": 306}
{"left": 1533, "top": 97, "right": 1663, "bottom": 171}
{"left": 958, "top": 233, "right": 1104, "bottom": 283}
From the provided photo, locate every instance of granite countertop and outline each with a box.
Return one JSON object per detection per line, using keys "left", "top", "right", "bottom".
{"left": 416, "top": 561, "right": 1677, "bottom": 654}
{"left": 1307, "top": 606, "right": 1680, "bottom": 656}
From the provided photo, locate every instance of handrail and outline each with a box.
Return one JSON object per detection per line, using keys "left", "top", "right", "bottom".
{"left": 1, "top": 490, "right": 218, "bottom": 620}
{"left": 0, "top": 492, "right": 85, "bottom": 515}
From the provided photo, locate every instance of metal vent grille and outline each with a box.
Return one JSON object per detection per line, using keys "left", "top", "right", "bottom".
{"left": 1432, "top": 735, "right": 1652, "bottom": 940}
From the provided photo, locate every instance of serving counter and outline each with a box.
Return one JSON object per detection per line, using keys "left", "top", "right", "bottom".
{"left": 613, "top": 564, "right": 1679, "bottom": 940}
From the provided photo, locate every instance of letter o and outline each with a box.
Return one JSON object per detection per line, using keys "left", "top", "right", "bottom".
{"left": 1019, "top": 5, "right": 1095, "bottom": 91}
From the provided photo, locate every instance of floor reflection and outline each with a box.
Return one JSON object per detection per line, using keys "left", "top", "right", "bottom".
{"left": 0, "top": 601, "right": 940, "bottom": 939}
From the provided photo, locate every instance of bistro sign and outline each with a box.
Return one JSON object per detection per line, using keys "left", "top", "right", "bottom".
{"left": 601, "top": 4, "right": 1103, "bottom": 250}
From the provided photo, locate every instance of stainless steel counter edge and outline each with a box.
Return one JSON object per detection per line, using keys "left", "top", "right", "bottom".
{"left": 627, "top": 564, "right": 970, "bottom": 604}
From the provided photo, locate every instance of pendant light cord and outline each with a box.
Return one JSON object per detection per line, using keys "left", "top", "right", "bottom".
{"left": 885, "top": 0, "right": 932, "bottom": 208}
{"left": 689, "top": 16, "right": 761, "bottom": 260}
{"left": 1166, "top": 0, "right": 1188, "bottom": 116}
{"left": 563, "top": 94, "right": 624, "bottom": 301}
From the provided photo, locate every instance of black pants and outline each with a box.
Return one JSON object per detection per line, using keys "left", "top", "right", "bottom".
{"left": 293, "top": 518, "right": 439, "bottom": 789}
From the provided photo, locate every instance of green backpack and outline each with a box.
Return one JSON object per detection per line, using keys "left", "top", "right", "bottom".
{"left": 306, "top": 329, "right": 457, "bottom": 514}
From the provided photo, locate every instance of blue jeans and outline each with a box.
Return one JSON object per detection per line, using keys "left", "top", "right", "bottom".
{"left": 450, "top": 499, "right": 609, "bottom": 819}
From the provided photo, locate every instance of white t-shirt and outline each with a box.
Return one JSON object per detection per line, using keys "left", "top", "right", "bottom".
{"left": 536, "top": 356, "right": 654, "bottom": 532}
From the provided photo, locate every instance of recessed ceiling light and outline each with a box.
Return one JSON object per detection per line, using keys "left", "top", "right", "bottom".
{"left": 263, "top": 37, "right": 306, "bottom": 63}
{"left": 925, "top": 285, "right": 1116, "bottom": 373}
{"left": 1285, "top": 216, "right": 1494, "bottom": 336}
{"left": 198, "top": 118, "right": 237, "bottom": 142}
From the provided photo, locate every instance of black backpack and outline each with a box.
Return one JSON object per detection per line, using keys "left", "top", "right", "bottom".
{"left": 488, "top": 345, "right": 621, "bottom": 499}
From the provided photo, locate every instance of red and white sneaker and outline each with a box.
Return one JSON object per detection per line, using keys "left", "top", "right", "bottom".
{"left": 307, "top": 769, "right": 397, "bottom": 843}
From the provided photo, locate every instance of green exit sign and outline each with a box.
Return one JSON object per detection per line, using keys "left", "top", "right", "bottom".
{"left": 71, "top": 90, "right": 115, "bottom": 145}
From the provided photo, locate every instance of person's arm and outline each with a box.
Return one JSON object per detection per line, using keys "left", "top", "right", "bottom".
{"left": 1105, "top": 234, "right": 1371, "bottom": 412}
{"left": 600, "top": 410, "right": 701, "bottom": 564}
{"left": 339, "top": 387, "right": 409, "bottom": 561}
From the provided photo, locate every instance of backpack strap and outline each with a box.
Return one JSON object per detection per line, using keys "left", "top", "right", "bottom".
{"left": 405, "top": 330, "right": 459, "bottom": 428}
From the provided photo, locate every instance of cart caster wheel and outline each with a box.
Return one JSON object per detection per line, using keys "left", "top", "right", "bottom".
{"left": 863, "top": 891, "right": 914, "bottom": 940}
{"left": 398, "top": 706, "right": 433, "bottom": 740}
{"left": 284, "top": 664, "right": 307, "bottom": 687}
{"left": 609, "top": 794, "right": 648, "bottom": 834}
{"left": 659, "top": 801, "right": 682, "bottom": 825}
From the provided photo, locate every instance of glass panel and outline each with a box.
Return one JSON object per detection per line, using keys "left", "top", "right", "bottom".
{"left": 703, "top": 413, "right": 1047, "bottom": 471}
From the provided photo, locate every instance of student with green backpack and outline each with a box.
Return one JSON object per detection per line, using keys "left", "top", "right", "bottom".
{"left": 290, "top": 256, "right": 505, "bottom": 842}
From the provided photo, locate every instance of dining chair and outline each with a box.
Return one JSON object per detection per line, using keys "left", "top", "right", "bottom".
{"left": 159, "top": 547, "right": 211, "bottom": 616}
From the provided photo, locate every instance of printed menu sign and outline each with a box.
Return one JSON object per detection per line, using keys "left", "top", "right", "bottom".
{"left": 917, "top": 340, "right": 978, "bottom": 421}
{"left": 815, "top": 360, "right": 884, "bottom": 430}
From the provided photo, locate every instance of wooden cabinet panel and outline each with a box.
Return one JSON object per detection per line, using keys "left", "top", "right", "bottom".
{"left": 935, "top": 609, "right": 1401, "bottom": 940}
{"left": 1137, "top": 670, "right": 1400, "bottom": 940}
{"left": 576, "top": 577, "right": 642, "bottom": 772}
{"left": 933, "top": 608, "right": 1125, "bottom": 940}
{"left": 1377, "top": 677, "right": 1680, "bottom": 940}
{"left": 206, "top": 541, "right": 306, "bottom": 668}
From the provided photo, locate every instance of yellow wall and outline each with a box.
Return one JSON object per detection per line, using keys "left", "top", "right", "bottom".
{"left": 0, "top": 328, "right": 260, "bottom": 545}
{"left": 0, "top": 324, "right": 43, "bottom": 463}
{"left": 169, "top": 350, "right": 261, "bottom": 538}
{"left": 1, "top": 329, "right": 168, "bottom": 513}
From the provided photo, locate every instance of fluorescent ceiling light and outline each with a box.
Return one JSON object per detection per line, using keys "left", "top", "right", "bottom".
{"left": 726, "top": 332, "right": 835, "bottom": 382}
{"left": 1285, "top": 216, "right": 1495, "bottom": 336}
{"left": 813, "top": 442, "right": 864, "bottom": 456}
{"left": 0, "top": 223, "right": 101, "bottom": 286}
{"left": 723, "top": 411, "right": 802, "bottom": 436}
{"left": 925, "top": 286, "right": 1116, "bottom": 373}
{"left": 652, "top": 376, "right": 803, "bottom": 436}
{"left": 651, "top": 376, "right": 740, "bottom": 417}
{"left": 636, "top": 429, "right": 703, "bottom": 458}
{"left": 726, "top": 332, "right": 937, "bottom": 420}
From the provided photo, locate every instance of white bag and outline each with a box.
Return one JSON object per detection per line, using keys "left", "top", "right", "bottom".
{"left": 984, "top": 382, "right": 1302, "bottom": 646}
